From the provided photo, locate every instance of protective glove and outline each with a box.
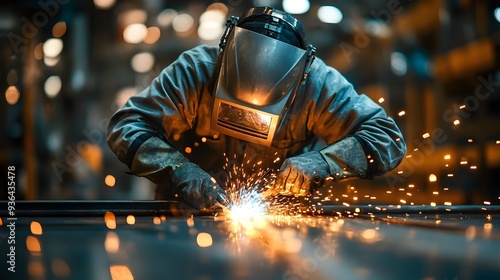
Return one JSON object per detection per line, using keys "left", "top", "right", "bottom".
{"left": 171, "top": 162, "right": 227, "bottom": 210}
{"left": 269, "top": 151, "right": 331, "bottom": 197}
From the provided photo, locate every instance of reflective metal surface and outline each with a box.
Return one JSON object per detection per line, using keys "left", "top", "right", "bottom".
{"left": 1, "top": 201, "right": 499, "bottom": 280}
{"left": 211, "top": 27, "right": 307, "bottom": 146}
{"left": 217, "top": 27, "right": 306, "bottom": 107}
{"left": 217, "top": 102, "right": 273, "bottom": 135}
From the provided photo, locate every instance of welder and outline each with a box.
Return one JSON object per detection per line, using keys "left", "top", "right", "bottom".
{"left": 106, "top": 7, "right": 406, "bottom": 210}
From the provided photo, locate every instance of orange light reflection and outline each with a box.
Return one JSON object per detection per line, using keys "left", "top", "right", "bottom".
{"left": 105, "top": 232, "right": 120, "bottom": 253}
{"left": 110, "top": 265, "right": 134, "bottom": 280}
{"left": 26, "top": 236, "right": 42, "bottom": 255}
{"left": 105, "top": 211, "right": 117, "bottom": 229}
{"left": 196, "top": 232, "right": 213, "bottom": 247}
{"left": 30, "top": 221, "right": 43, "bottom": 235}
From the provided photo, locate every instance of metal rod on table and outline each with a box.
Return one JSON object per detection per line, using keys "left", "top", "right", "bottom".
{"left": 0, "top": 200, "right": 203, "bottom": 217}
{"left": 1, "top": 200, "right": 499, "bottom": 217}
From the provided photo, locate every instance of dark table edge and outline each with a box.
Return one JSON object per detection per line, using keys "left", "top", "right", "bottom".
{"left": 0, "top": 200, "right": 499, "bottom": 217}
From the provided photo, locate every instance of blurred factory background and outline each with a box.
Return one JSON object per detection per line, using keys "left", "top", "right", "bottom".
{"left": 1, "top": 0, "right": 500, "bottom": 205}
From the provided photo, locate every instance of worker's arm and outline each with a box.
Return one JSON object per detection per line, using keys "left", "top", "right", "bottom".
{"left": 106, "top": 46, "right": 225, "bottom": 209}
{"left": 310, "top": 59, "right": 406, "bottom": 181}
{"left": 273, "top": 59, "right": 406, "bottom": 196}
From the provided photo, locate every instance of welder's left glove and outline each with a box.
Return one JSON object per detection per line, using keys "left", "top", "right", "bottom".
{"left": 171, "top": 162, "right": 226, "bottom": 210}
{"left": 270, "top": 151, "right": 331, "bottom": 197}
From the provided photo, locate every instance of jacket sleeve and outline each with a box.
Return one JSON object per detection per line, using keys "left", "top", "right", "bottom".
{"left": 308, "top": 59, "right": 406, "bottom": 180}
{"left": 106, "top": 47, "right": 216, "bottom": 184}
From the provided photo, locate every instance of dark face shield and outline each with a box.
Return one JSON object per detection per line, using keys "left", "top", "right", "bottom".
{"left": 211, "top": 27, "right": 308, "bottom": 146}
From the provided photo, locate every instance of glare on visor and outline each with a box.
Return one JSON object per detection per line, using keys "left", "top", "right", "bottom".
{"left": 217, "top": 102, "right": 272, "bottom": 135}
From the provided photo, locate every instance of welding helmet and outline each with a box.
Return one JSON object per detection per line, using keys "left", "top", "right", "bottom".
{"left": 211, "top": 7, "right": 316, "bottom": 146}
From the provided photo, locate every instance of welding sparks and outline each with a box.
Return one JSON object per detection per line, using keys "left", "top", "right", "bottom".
{"left": 227, "top": 189, "right": 268, "bottom": 222}
{"left": 429, "top": 174, "right": 437, "bottom": 182}
{"left": 220, "top": 150, "right": 326, "bottom": 222}
{"left": 218, "top": 156, "right": 275, "bottom": 223}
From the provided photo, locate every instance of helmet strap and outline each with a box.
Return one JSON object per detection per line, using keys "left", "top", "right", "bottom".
{"left": 219, "top": 16, "right": 239, "bottom": 52}
{"left": 301, "top": 45, "right": 316, "bottom": 85}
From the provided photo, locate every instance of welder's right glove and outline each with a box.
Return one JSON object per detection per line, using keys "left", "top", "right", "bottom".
{"left": 270, "top": 151, "right": 331, "bottom": 197}
{"left": 170, "top": 162, "right": 226, "bottom": 210}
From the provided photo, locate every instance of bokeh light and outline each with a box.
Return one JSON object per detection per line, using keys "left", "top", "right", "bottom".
{"left": 131, "top": 52, "right": 155, "bottom": 73}
{"left": 207, "top": 2, "right": 228, "bottom": 14}
{"left": 43, "top": 56, "right": 60, "bottom": 67}
{"left": 52, "top": 21, "right": 67, "bottom": 37}
{"left": 157, "top": 9, "right": 178, "bottom": 27}
{"left": 144, "top": 26, "right": 161, "bottom": 44}
{"left": 391, "top": 52, "right": 408, "bottom": 76}
{"left": 114, "top": 87, "right": 138, "bottom": 109}
{"left": 196, "top": 232, "right": 213, "bottom": 247}
{"left": 44, "top": 75, "right": 62, "bottom": 98}
{"left": 30, "top": 221, "right": 43, "bottom": 235}
{"left": 365, "top": 20, "right": 391, "bottom": 37}
{"left": 494, "top": 7, "right": 500, "bottom": 23}
{"left": 126, "top": 215, "right": 135, "bottom": 225}
{"left": 34, "top": 43, "right": 44, "bottom": 60}
{"left": 429, "top": 174, "right": 437, "bottom": 182}
{"left": 172, "top": 14, "right": 194, "bottom": 34}
{"left": 105, "top": 175, "right": 116, "bottom": 187}
{"left": 119, "top": 9, "right": 147, "bottom": 26}
{"left": 282, "top": 0, "right": 310, "bottom": 14}
{"left": 94, "top": 0, "right": 115, "bottom": 9}
{"left": 198, "top": 9, "right": 226, "bottom": 41}
{"left": 317, "top": 6, "right": 343, "bottom": 24}
{"left": 5, "top": 86, "right": 20, "bottom": 105}
{"left": 51, "top": 259, "right": 71, "bottom": 278}
{"left": 26, "top": 236, "right": 42, "bottom": 255}
{"left": 43, "top": 38, "right": 63, "bottom": 58}
{"left": 104, "top": 231, "right": 120, "bottom": 253}
{"left": 123, "top": 23, "right": 147, "bottom": 44}
{"left": 104, "top": 211, "right": 116, "bottom": 229}
{"left": 110, "top": 265, "right": 134, "bottom": 280}
{"left": 28, "top": 261, "right": 45, "bottom": 278}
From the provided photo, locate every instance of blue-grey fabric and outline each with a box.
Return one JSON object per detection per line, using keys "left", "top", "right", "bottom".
{"left": 169, "top": 162, "right": 224, "bottom": 210}
{"left": 106, "top": 45, "right": 407, "bottom": 204}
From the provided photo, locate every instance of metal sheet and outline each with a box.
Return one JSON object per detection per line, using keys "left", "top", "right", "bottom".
{"left": 1, "top": 201, "right": 499, "bottom": 280}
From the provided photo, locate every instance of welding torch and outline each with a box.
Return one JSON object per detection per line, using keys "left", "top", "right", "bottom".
{"left": 215, "top": 169, "right": 272, "bottom": 209}
{"left": 216, "top": 192, "right": 230, "bottom": 208}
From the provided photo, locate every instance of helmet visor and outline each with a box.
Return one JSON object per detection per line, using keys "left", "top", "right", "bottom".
{"left": 211, "top": 27, "right": 307, "bottom": 146}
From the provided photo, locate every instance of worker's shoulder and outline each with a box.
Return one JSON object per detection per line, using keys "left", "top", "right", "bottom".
{"left": 180, "top": 45, "right": 218, "bottom": 66}
{"left": 305, "top": 56, "right": 351, "bottom": 89}
{"left": 309, "top": 56, "right": 343, "bottom": 77}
